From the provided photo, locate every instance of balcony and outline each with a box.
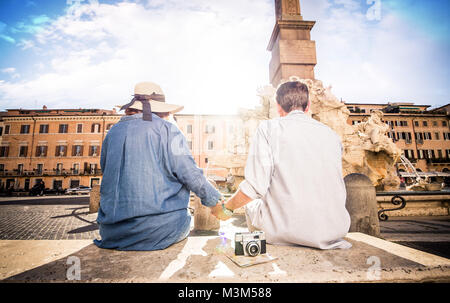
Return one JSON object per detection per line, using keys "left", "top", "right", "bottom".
{"left": 426, "top": 158, "right": 450, "bottom": 165}
{"left": 84, "top": 168, "right": 102, "bottom": 175}
{"left": 0, "top": 168, "right": 102, "bottom": 177}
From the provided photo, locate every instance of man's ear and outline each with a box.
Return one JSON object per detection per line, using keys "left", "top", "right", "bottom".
{"left": 304, "top": 101, "right": 311, "bottom": 113}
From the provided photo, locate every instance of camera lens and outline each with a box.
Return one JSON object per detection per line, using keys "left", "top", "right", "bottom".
{"left": 246, "top": 241, "right": 260, "bottom": 257}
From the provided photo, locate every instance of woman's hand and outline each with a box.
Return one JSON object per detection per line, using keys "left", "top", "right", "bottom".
{"left": 211, "top": 200, "right": 232, "bottom": 221}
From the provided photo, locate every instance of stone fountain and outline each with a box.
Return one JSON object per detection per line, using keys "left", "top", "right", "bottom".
{"left": 211, "top": 78, "right": 402, "bottom": 192}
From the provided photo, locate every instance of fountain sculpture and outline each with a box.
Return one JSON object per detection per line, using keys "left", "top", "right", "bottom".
{"left": 212, "top": 78, "right": 403, "bottom": 192}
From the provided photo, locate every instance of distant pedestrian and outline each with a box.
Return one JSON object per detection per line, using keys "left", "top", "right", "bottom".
{"left": 39, "top": 181, "right": 45, "bottom": 196}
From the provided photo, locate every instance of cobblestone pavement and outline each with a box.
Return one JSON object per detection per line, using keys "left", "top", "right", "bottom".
{"left": 0, "top": 197, "right": 99, "bottom": 240}
{"left": 380, "top": 216, "right": 450, "bottom": 259}
{"left": 1, "top": 196, "right": 449, "bottom": 259}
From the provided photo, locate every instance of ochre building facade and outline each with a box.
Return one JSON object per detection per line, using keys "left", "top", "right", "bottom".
{"left": 1, "top": 102, "right": 449, "bottom": 192}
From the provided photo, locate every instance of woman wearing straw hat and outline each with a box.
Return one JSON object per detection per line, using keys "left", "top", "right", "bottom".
{"left": 94, "top": 82, "right": 225, "bottom": 251}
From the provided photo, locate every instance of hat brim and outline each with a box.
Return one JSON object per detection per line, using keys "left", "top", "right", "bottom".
{"left": 119, "top": 100, "right": 184, "bottom": 114}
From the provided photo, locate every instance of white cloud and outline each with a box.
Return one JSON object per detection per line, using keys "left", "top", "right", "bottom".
{"left": 2, "top": 68, "right": 16, "bottom": 74}
{"left": 303, "top": 0, "right": 449, "bottom": 105}
{"left": 0, "top": 0, "right": 274, "bottom": 114}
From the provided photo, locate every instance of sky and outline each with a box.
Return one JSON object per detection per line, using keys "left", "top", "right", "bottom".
{"left": 0, "top": 0, "right": 448, "bottom": 114}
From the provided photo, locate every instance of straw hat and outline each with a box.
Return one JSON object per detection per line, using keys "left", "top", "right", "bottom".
{"left": 119, "top": 82, "right": 184, "bottom": 114}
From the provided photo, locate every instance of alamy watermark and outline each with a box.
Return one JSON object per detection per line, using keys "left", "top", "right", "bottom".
{"left": 66, "top": 0, "right": 99, "bottom": 14}
{"left": 366, "top": 256, "right": 381, "bottom": 281}
{"left": 66, "top": 256, "right": 81, "bottom": 281}
{"left": 366, "top": 0, "right": 382, "bottom": 21}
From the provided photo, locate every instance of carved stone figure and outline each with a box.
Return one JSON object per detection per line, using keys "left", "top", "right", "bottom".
{"left": 211, "top": 78, "right": 402, "bottom": 191}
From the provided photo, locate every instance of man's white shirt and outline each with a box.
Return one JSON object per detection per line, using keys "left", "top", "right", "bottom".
{"left": 239, "top": 110, "right": 352, "bottom": 249}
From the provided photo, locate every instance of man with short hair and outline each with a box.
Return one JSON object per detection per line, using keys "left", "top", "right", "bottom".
{"left": 94, "top": 82, "right": 223, "bottom": 251}
{"left": 212, "top": 80, "right": 351, "bottom": 249}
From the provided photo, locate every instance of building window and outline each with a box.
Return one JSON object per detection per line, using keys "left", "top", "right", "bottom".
{"left": 91, "top": 123, "right": 101, "bottom": 133}
{"left": 35, "top": 146, "right": 48, "bottom": 157}
{"left": 207, "top": 141, "right": 214, "bottom": 150}
{"left": 53, "top": 180, "right": 63, "bottom": 190}
{"left": 205, "top": 158, "right": 208, "bottom": 164}
{"left": 446, "top": 150, "right": 450, "bottom": 158}
{"left": 39, "top": 124, "right": 49, "bottom": 134}
{"left": 444, "top": 133, "right": 450, "bottom": 140}
{"left": 56, "top": 163, "right": 63, "bottom": 174}
{"left": 89, "top": 163, "right": 98, "bottom": 174}
{"left": 19, "top": 146, "right": 28, "bottom": 157}
{"left": 402, "top": 132, "right": 412, "bottom": 143}
{"left": 72, "top": 145, "right": 83, "bottom": 156}
{"left": 0, "top": 164, "right": 4, "bottom": 173}
{"left": 205, "top": 125, "right": 215, "bottom": 134}
{"left": 437, "top": 150, "right": 443, "bottom": 159}
{"left": 4, "top": 125, "right": 10, "bottom": 135}
{"left": 55, "top": 145, "right": 67, "bottom": 157}
{"left": 89, "top": 145, "right": 99, "bottom": 156}
{"left": 432, "top": 121, "right": 438, "bottom": 127}
{"left": 418, "top": 150, "right": 424, "bottom": 159}
{"left": 70, "top": 179, "right": 80, "bottom": 188}
{"left": 0, "top": 146, "right": 9, "bottom": 157}
{"left": 423, "top": 132, "right": 432, "bottom": 140}
{"left": 443, "top": 121, "right": 448, "bottom": 127}
{"left": 399, "top": 121, "right": 408, "bottom": 127}
{"left": 423, "top": 121, "right": 428, "bottom": 127}
{"left": 435, "top": 132, "right": 440, "bottom": 140}
{"left": 17, "top": 164, "right": 23, "bottom": 174}
{"left": 187, "top": 141, "right": 193, "bottom": 150}
{"left": 414, "top": 121, "right": 419, "bottom": 127}
{"left": 187, "top": 125, "right": 192, "bottom": 134}
{"left": 73, "top": 163, "right": 80, "bottom": 174}
{"left": 20, "top": 125, "right": 30, "bottom": 134}
{"left": 404, "top": 149, "right": 414, "bottom": 159}
{"left": 77, "top": 124, "right": 83, "bottom": 133}
{"left": 0, "top": 127, "right": 2, "bottom": 136}
{"left": 36, "top": 164, "right": 43, "bottom": 175}
{"left": 59, "top": 124, "right": 68, "bottom": 134}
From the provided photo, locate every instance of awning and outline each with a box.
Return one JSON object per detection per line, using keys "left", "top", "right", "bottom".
{"left": 399, "top": 171, "right": 450, "bottom": 178}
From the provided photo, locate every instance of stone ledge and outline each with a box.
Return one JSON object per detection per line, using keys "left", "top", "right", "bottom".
{"left": 1, "top": 230, "right": 449, "bottom": 283}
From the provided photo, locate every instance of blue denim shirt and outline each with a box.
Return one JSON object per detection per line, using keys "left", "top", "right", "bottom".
{"left": 94, "top": 113, "right": 221, "bottom": 251}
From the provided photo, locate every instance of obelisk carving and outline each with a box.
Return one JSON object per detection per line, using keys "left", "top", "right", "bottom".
{"left": 268, "top": 0, "right": 317, "bottom": 86}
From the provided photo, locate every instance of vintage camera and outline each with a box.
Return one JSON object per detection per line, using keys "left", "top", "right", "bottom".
{"left": 235, "top": 231, "right": 266, "bottom": 257}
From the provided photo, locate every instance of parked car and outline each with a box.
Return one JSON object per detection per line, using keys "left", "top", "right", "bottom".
{"left": 65, "top": 186, "right": 92, "bottom": 195}
{"left": 29, "top": 186, "right": 65, "bottom": 196}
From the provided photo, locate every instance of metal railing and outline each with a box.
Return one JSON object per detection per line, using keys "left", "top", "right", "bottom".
{"left": 0, "top": 169, "right": 103, "bottom": 177}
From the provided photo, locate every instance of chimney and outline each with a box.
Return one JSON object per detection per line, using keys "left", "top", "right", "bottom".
{"left": 43, "top": 105, "right": 48, "bottom": 110}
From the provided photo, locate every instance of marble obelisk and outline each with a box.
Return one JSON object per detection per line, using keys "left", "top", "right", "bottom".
{"left": 268, "top": 0, "right": 317, "bottom": 86}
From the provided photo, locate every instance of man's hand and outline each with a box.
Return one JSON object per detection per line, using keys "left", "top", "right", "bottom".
{"left": 211, "top": 202, "right": 232, "bottom": 221}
